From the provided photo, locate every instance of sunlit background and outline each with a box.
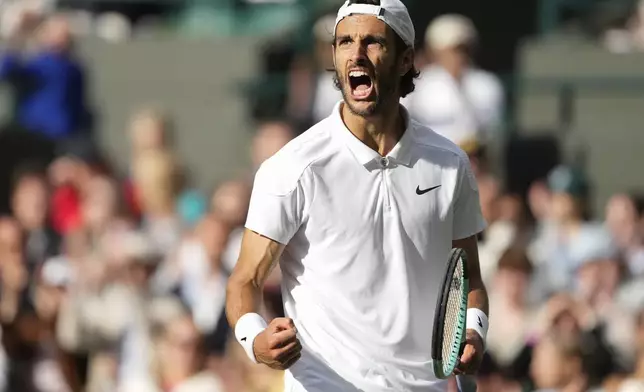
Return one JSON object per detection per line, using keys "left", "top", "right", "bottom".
{"left": 0, "top": 0, "right": 644, "bottom": 391}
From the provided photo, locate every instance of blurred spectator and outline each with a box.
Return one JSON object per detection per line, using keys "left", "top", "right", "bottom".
{"left": 603, "top": 0, "right": 644, "bottom": 53}
{"left": 11, "top": 164, "right": 60, "bottom": 273}
{"left": 0, "top": 216, "right": 30, "bottom": 324}
{"left": 121, "top": 314, "right": 224, "bottom": 392}
{"left": 125, "top": 107, "right": 206, "bottom": 229}
{"left": 94, "top": 12, "right": 132, "bottom": 43}
{"left": 487, "top": 247, "right": 535, "bottom": 382}
{"left": 286, "top": 13, "right": 342, "bottom": 128}
{"left": 0, "top": 243, "right": 80, "bottom": 392}
{"left": 127, "top": 107, "right": 174, "bottom": 157}
{"left": 530, "top": 330, "right": 591, "bottom": 392}
{"left": 605, "top": 193, "right": 644, "bottom": 276}
{"left": 527, "top": 180, "right": 552, "bottom": 224}
{"left": 213, "top": 179, "right": 251, "bottom": 271}
{"left": 401, "top": 14, "right": 504, "bottom": 145}
{"left": 250, "top": 120, "right": 295, "bottom": 171}
{"left": 55, "top": 231, "right": 163, "bottom": 391}
{"left": 528, "top": 165, "right": 609, "bottom": 299}
{"left": 0, "top": 13, "right": 93, "bottom": 144}
{"left": 131, "top": 150, "right": 182, "bottom": 257}
{"left": 81, "top": 175, "right": 132, "bottom": 245}
{"left": 168, "top": 216, "right": 231, "bottom": 360}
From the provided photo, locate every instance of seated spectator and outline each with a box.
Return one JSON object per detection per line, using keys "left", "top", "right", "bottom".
{"left": 11, "top": 164, "right": 60, "bottom": 274}
{"left": 529, "top": 165, "right": 607, "bottom": 300}
{"left": 401, "top": 14, "right": 504, "bottom": 145}
{"left": 605, "top": 193, "right": 644, "bottom": 276}
{"left": 250, "top": 120, "right": 295, "bottom": 171}
{"left": 530, "top": 330, "right": 590, "bottom": 392}
{"left": 487, "top": 247, "right": 535, "bottom": 383}
{"left": 213, "top": 179, "right": 251, "bottom": 273}
{"left": 120, "top": 314, "right": 224, "bottom": 392}
{"left": 131, "top": 150, "right": 182, "bottom": 258}
{"left": 173, "top": 216, "right": 231, "bottom": 356}
{"left": 48, "top": 143, "right": 112, "bottom": 235}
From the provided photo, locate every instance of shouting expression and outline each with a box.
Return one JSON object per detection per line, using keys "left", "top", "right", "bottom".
{"left": 333, "top": 14, "right": 412, "bottom": 117}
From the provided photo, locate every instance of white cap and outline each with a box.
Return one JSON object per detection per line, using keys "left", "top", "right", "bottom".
{"left": 425, "top": 14, "right": 477, "bottom": 51}
{"left": 335, "top": 0, "right": 415, "bottom": 47}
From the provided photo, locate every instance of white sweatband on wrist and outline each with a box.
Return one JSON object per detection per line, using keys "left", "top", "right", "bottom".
{"left": 234, "top": 313, "right": 268, "bottom": 364}
{"left": 466, "top": 308, "right": 489, "bottom": 344}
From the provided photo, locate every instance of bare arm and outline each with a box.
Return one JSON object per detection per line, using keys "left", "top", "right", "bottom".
{"left": 453, "top": 235, "right": 488, "bottom": 315}
{"left": 226, "top": 229, "right": 286, "bottom": 328}
{"left": 453, "top": 234, "right": 489, "bottom": 375}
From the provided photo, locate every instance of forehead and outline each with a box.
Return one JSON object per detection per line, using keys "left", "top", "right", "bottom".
{"left": 335, "top": 14, "right": 391, "bottom": 38}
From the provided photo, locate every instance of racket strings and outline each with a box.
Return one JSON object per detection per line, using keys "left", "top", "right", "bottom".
{"left": 441, "top": 260, "right": 467, "bottom": 374}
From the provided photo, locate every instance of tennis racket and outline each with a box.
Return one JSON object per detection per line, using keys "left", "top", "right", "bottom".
{"left": 431, "top": 247, "right": 477, "bottom": 392}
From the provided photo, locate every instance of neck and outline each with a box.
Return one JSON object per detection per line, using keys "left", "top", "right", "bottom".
{"left": 341, "top": 102, "right": 404, "bottom": 156}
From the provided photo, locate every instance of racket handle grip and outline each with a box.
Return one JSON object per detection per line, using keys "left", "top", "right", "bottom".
{"left": 456, "top": 375, "right": 477, "bottom": 392}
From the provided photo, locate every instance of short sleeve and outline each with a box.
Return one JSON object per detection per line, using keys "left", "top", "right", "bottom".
{"left": 245, "top": 159, "right": 306, "bottom": 245}
{"left": 452, "top": 153, "right": 487, "bottom": 240}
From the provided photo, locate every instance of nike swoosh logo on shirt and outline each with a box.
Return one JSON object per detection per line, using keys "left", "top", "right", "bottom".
{"left": 241, "top": 337, "right": 247, "bottom": 342}
{"left": 416, "top": 185, "right": 441, "bottom": 195}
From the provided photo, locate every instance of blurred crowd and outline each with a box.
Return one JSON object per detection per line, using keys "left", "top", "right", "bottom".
{"left": 1, "top": 3, "right": 644, "bottom": 392}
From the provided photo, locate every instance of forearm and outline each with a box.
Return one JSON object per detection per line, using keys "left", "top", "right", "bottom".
{"left": 226, "top": 276, "right": 264, "bottom": 328}
{"left": 467, "top": 279, "right": 488, "bottom": 315}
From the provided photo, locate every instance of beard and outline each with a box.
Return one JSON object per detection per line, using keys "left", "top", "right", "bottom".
{"left": 334, "top": 62, "right": 399, "bottom": 117}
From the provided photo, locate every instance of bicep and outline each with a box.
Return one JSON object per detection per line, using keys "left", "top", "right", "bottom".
{"left": 231, "top": 229, "right": 286, "bottom": 289}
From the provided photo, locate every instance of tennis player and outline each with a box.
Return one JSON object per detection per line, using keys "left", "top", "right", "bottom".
{"left": 226, "top": 0, "right": 489, "bottom": 390}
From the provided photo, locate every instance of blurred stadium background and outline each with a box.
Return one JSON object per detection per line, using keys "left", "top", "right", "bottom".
{"left": 1, "top": 0, "right": 644, "bottom": 391}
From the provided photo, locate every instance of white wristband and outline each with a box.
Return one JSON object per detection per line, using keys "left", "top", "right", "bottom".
{"left": 466, "top": 308, "right": 489, "bottom": 344}
{"left": 234, "top": 313, "right": 268, "bottom": 364}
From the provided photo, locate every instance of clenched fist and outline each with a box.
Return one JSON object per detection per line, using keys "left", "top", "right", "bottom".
{"left": 253, "top": 317, "right": 302, "bottom": 370}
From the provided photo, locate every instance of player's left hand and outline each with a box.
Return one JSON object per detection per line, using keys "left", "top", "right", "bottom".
{"left": 455, "top": 329, "right": 484, "bottom": 375}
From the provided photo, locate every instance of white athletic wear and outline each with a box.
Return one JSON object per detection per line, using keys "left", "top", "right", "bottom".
{"left": 246, "top": 102, "right": 486, "bottom": 392}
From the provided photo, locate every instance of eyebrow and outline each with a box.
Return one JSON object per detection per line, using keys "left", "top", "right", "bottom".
{"left": 335, "top": 34, "right": 388, "bottom": 44}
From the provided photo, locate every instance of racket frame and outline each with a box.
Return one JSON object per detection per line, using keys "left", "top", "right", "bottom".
{"left": 431, "top": 247, "right": 470, "bottom": 379}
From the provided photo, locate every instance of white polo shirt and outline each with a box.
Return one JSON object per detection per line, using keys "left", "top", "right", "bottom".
{"left": 246, "top": 102, "right": 486, "bottom": 392}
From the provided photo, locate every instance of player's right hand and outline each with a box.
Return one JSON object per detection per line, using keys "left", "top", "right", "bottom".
{"left": 253, "top": 317, "right": 302, "bottom": 370}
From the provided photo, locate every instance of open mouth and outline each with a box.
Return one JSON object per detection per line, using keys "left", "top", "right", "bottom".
{"left": 348, "top": 70, "right": 373, "bottom": 100}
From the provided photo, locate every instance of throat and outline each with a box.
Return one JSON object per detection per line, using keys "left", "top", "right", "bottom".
{"left": 340, "top": 102, "right": 405, "bottom": 155}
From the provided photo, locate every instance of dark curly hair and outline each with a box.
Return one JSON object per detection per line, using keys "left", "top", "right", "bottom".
{"left": 332, "top": 0, "right": 420, "bottom": 98}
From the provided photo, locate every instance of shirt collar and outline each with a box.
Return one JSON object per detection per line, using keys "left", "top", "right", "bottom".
{"left": 330, "top": 101, "right": 415, "bottom": 168}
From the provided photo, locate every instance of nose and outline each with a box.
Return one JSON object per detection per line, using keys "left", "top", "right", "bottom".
{"left": 349, "top": 41, "right": 369, "bottom": 64}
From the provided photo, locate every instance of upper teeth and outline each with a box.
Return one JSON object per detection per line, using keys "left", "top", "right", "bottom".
{"left": 350, "top": 70, "right": 368, "bottom": 77}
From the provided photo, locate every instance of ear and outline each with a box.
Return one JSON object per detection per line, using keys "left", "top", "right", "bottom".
{"left": 399, "top": 47, "right": 414, "bottom": 76}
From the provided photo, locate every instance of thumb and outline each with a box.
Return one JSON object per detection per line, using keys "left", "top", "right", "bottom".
{"left": 459, "top": 344, "right": 476, "bottom": 364}
{"left": 272, "top": 317, "right": 297, "bottom": 332}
